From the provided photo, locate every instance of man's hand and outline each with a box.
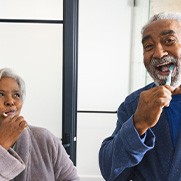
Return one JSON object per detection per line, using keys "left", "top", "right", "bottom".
{"left": 134, "top": 85, "right": 174, "bottom": 135}
{"left": 0, "top": 115, "right": 27, "bottom": 150}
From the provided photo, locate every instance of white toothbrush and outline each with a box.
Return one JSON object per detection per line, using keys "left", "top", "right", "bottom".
{"left": 3, "top": 112, "right": 8, "bottom": 117}
{"left": 165, "top": 64, "right": 174, "bottom": 86}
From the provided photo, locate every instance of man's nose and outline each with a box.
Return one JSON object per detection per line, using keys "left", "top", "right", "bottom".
{"left": 153, "top": 43, "right": 168, "bottom": 58}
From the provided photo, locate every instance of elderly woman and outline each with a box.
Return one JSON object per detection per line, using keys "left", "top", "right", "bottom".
{"left": 0, "top": 68, "right": 79, "bottom": 181}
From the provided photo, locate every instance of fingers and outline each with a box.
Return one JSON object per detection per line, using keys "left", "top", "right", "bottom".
{"left": 134, "top": 85, "right": 177, "bottom": 134}
{"left": 156, "top": 97, "right": 171, "bottom": 108}
{"left": 135, "top": 86, "right": 172, "bottom": 128}
{"left": 19, "top": 121, "right": 28, "bottom": 128}
{"left": 0, "top": 115, "right": 27, "bottom": 150}
{"left": 2, "top": 115, "right": 28, "bottom": 131}
{"left": 11, "top": 116, "right": 28, "bottom": 130}
{"left": 18, "top": 118, "right": 28, "bottom": 130}
{"left": 139, "top": 86, "right": 172, "bottom": 109}
{"left": 148, "top": 86, "right": 172, "bottom": 107}
{"left": 164, "top": 85, "right": 175, "bottom": 92}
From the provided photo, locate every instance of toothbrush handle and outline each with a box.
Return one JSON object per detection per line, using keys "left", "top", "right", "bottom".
{"left": 165, "top": 73, "right": 172, "bottom": 85}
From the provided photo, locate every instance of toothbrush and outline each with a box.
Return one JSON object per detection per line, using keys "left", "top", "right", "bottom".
{"left": 3, "top": 112, "right": 8, "bottom": 117}
{"left": 165, "top": 64, "right": 174, "bottom": 86}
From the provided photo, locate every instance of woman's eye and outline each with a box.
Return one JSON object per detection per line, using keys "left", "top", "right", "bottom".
{"left": 0, "top": 92, "right": 4, "bottom": 97}
{"left": 13, "top": 93, "right": 21, "bottom": 98}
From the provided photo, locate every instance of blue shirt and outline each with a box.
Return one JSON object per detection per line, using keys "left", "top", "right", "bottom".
{"left": 166, "top": 94, "right": 181, "bottom": 147}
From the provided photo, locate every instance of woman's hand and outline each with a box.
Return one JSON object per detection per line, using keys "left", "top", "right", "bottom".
{"left": 0, "top": 115, "right": 27, "bottom": 150}
{"left": 134, "top": 85, "right": 174, "bottom": 135}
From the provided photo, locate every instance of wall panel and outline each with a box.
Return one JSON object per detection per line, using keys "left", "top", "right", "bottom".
{"left": 0, "top": 23, "right": 63, "bottom": 138}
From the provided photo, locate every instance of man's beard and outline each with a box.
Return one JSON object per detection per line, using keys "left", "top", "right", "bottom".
{"left": 145, "top": 55, "right": 181, "bottom": 88}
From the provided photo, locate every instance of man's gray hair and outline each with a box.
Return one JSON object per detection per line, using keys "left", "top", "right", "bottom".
{"left": 141, "top": 12, "right": 181, "bottom": 35}
{"left": 0, "top": 68, "right": 26, "bottom": 101}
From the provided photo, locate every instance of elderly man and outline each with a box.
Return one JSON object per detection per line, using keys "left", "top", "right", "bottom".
{"left": 99, "top": 12, "right": 181, "bottom": 181}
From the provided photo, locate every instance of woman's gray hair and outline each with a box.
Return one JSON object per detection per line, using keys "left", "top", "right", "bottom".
{"left": 0, "top": 68, "right": 26, "bottom": 101}
{"left": 141, "top": 12, "right": 181, "bottom": 35}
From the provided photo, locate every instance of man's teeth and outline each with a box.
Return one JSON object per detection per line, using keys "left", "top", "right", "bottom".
{"left": 156, "top": 63, "right": 172, "bottom": 72}
{"left": 160, "top": 66, "right": 170, "bottom": 72}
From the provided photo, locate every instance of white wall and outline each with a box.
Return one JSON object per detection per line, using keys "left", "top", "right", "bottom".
{"left": 150, "top": 0, "right": 181, "bottom": 17}
{"left": 129, "top": 0, "right": 150, "bottom": 92}
{"left": 78, "top": 0, "right": 131, "bottom": 112}
{"left": 78, "top": 0, "right": 131, "bottom": 180}
{"left": 0, "top": 0, "right": 63, "bottom": 138}
{"left": 77, "top": 0, "right": 150, "bottom": 180}
{"left": 0, "top": 0, "right": 62, "bottom": 20}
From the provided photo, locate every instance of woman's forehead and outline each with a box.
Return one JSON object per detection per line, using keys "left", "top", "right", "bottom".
{"left": 0, "top": 77, "right": 19, "bottom": 89}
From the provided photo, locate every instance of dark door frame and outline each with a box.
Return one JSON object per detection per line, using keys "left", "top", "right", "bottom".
{"left": 62, "top": 0, "right": 79, "bottom": 165}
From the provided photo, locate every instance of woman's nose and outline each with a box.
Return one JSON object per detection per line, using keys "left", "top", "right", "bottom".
{"left": 153, "top": 43, "right": 168, "bottom": 59}
{"left": 4, "top": 97, "right": 14, "bottom": 106}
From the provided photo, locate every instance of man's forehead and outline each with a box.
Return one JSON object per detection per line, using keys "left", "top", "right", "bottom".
{"left": 142, "top": 20, "right": 181, "bottom": 43}
{"left": 143, "top": 19, "right": 181, "bottom": 33}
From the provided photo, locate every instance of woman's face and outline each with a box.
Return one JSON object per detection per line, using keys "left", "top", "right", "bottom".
{"left": 0, "top": 77, "right": 23, "bottom": 123}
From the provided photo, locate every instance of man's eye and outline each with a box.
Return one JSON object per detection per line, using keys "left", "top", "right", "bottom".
{"left": 164, "top": 37, "right": 176, "bottom": 45}
{"left": 143, "top": 44, "right": 154, "bottom": 51}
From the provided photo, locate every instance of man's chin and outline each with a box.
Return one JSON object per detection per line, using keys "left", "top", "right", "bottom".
{"left": 154, "top": 79, "right": 181, "bottom": 88}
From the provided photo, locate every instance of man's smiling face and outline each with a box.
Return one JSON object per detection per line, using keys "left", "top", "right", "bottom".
{"left": 142, "top": 19, "right": 181, "bottom": 87}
